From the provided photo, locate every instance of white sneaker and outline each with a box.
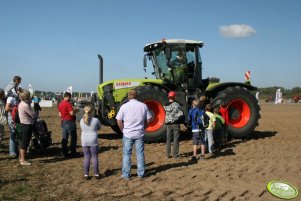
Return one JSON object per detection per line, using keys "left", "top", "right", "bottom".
{"left": 20, "top": 161, "right": 31, "bottom": 166}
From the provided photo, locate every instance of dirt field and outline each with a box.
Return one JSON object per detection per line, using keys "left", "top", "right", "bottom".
{"left": 0, "top": 103, "right": 300, "bottom": 201}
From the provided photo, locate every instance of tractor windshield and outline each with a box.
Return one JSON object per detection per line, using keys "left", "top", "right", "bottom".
{"left": 152, "top": 44, "right": 200, "bottom": 86}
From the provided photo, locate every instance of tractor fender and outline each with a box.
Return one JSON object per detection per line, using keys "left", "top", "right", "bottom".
{"left": 205, "top": 82, "right": 257, "bottom": 97}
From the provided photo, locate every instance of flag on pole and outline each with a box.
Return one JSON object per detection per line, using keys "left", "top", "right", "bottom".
{"left": 29, "top": 83, "right": 34, "bottom": 95}
{"left": 67, "top": 86, "right": 72, "bottom": 95}
{"left": 245, "top": 70, "right": 251, "bottom": 84}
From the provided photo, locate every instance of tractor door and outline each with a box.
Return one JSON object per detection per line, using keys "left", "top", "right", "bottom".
{"left": 150, "top": 44, "right": 202, "bottom": 92}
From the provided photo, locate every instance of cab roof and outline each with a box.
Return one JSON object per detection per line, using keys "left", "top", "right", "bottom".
{"left": 144, "top": 39, "right": 204, "bottom": 52}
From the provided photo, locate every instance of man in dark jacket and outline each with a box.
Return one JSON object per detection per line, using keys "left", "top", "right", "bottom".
{"left": 164, "top": 91, "right": 183, "bottom": 159}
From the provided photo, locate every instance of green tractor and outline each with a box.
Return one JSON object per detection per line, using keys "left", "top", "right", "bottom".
{"left": 95, "top": 39, "right": 260, "bottom": 141}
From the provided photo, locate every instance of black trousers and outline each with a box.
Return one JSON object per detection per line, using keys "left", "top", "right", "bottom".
{"left": 20, "top": 124, "right": 33, "bottom": 150}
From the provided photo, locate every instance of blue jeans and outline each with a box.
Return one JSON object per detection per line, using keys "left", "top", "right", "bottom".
{"left": 61, "top": 120, "right": 77, "bottom": 156}
{"left": 122, "top": 136, "right": 145, "bottom": 178}
{"left": 8, "top": 115, "right": 18, "bottom": 156}
{"left": 205, "top": 129, "right": 214, "bottom": 153}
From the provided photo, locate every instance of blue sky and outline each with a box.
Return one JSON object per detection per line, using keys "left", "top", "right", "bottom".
{"left": 1, "top": 0, "right": 301, "bottom": 92}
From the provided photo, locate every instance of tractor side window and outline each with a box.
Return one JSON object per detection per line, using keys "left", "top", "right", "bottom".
{"left": 186, "top": 50, "right": 195, "bottom": 78}
{"left": 186, "top": 51, "right": 195, "bottom": 64}
{"left": 154, "top": 49, "right": 172, "bottom": 80}
{"left": 173, "top": 50, "right": 187, "bottom": 67}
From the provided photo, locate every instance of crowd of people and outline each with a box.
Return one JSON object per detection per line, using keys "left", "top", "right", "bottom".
{"left": 0, "top": 76, "right": 229, "bottom": 180}
{"left": 164, "top": 92, "right": 228, "bottom": 164}
{"left": 0, "top": 76, "right": 35, "bottom": 165}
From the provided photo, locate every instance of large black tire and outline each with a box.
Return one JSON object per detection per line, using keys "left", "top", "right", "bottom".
{"left": 119, "top": 85, "right": 168, "bottom": 142}
{"left": 211, "top": 86, "right": 260, "bottom": 138}
{"left": 137, "top": 85, "right": 168, "bottom": 141}
{"left": 111, "top": 124, "right": 123, "bottom": 136}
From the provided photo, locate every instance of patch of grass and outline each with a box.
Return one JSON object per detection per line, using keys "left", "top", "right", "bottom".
{"left": 15, "top": 183, "right": 31, "bottom": 194}
{"left": 0, "top": 193, "right": 16, "bottom": 200}
{"left": 0, "top": 183, "right": 33, "bottom": 201}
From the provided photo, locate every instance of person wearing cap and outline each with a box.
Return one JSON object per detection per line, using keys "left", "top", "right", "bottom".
{"left": 5, "top": 76, "right": 22, "bottom": 97}
{"left": 116, "top": 90, "right": 152, "bottom": 180}
{"left": 5, "top": 76, "right": 22, "bottom": 157}
{"left": 164, "top": 91, "right": 183, "bottom": 159}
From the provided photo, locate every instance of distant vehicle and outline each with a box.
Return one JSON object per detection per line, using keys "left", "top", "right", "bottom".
{"left": 292, "top": 95, "right": 300, "bottom": 103}
{"left": 265, "top": 95, "right": 274, "bottom": 103}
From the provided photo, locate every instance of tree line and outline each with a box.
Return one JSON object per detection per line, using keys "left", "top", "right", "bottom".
{"left": 258, "top": 86, "right": 301, "bottom": 100}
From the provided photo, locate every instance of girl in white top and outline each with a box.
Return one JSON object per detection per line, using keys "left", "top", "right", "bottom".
{"left": 80, "top": 105, "right": 101, "bottom": 180}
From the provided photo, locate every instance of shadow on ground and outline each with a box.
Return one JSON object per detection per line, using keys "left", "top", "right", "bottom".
{"left": 252, "top": 130, "right": 277, "bottom": 139}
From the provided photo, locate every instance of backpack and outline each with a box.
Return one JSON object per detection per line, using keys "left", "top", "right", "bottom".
{"left": 202, "top": 112, "right": 210, "bottom": 129}
{"left": 35, "top": 119, "right": 48, "bottom": 133}
{"left": 11, "top": 105, "right": 20, "bottom": 124}
{"left": 33, "top": 119, "right": 53, "bottom": 150}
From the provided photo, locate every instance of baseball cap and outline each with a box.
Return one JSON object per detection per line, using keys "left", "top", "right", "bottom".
{"left": 168, "top": 91, "right": 176, "bottom": 98}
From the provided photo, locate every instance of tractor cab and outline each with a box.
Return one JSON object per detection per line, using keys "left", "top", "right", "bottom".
{"left": 144, "top": 39, "right": 204, "bottom": 91}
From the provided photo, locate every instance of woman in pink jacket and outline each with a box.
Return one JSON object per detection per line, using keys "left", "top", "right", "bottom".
{"left": 18, "top": 90, "right": 37, "bottom": 165}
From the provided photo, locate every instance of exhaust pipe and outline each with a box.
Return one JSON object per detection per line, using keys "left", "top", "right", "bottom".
{"left": 98, "top": 54, "right": 103, "bottom": 84}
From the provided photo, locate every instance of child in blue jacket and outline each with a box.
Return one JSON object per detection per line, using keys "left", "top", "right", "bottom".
{"left": 188, "top": 98, "right": 206, "bottom": 162}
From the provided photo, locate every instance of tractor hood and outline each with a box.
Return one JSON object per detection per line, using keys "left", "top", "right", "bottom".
{"left": 205, "top": 82, "right": 258, "bottom": 97}
{"left": 97, "top": 78, "right": 163, "bottom": 102}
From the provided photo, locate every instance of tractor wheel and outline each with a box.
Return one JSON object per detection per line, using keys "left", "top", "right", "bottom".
{"left": 136, "top": 85, "right": 168, "bottom": 141}
{"left": 119, "top": 85, "right": 168, "bottom": 142}
{"left": 211, "top": 86, "right": 260, "bottom": 138}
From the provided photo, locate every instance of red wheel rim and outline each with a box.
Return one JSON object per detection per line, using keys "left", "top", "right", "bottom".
{"left": 144, "top": 100, "right": 165, "bottom": 132}
{"left": 227, "top": 99, "right": 250, "bottom": 128}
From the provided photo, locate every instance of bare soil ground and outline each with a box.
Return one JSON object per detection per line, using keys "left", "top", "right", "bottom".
{"left": 0, "top": 103, "right": 300, "bottom": 201}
